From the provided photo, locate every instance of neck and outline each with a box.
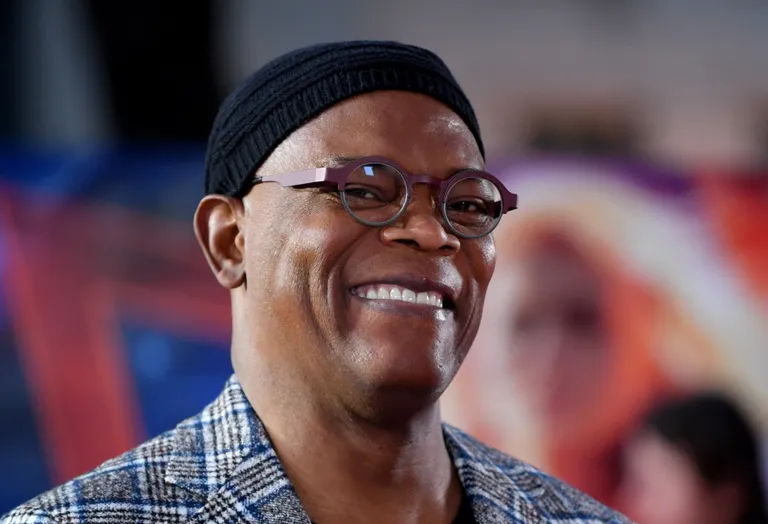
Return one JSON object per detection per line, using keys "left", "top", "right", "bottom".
{"left": 233, "top": 348, "right": 462, "bottom": 524}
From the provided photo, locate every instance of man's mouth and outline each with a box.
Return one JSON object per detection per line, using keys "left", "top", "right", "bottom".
{"left": 350, "top": 284, "right": 445, "bottom": 309}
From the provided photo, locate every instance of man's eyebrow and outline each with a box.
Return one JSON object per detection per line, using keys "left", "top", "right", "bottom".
{"left": 317, "top": 155, "right": 360, "bottom": 168}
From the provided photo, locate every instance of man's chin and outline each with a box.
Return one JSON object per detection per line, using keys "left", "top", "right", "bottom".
{"left": 345, "top": 363, "right": 455, "bottom": 425}
{"left": 365, "top": 341, "right": 456, "bottom": 386}
{"left": 352, "top": 386, "right": 445, "bottom": 428}
{"left": 336, "top": 327, "right": 463, "bottom": 421}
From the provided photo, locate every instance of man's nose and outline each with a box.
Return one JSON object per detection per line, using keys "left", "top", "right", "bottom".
{"left": 380, "top": 192, "right": 461, "bottom": 253}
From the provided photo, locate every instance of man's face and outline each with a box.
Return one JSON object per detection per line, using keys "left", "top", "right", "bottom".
{"left": 226, "top": 91, "right": 494, "bottom": 416}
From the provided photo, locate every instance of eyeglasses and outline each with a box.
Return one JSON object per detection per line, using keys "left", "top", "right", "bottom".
{"left": 241, "top": 156, "right": 518, "bottom": 239}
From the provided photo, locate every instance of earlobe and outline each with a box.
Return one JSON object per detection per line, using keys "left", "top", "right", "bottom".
{"left": 193, "top": 195, "right": 246, "bottom": 289}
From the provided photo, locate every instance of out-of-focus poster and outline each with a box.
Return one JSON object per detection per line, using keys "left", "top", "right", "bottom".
{"left": 441, "top": 159, "right": 768, "bottom": 508}
{"left": 2, "top": 151, "right": 767, "bottom": 514}
{"left": 0, "top": 149, "right": 235, "bottom": 513}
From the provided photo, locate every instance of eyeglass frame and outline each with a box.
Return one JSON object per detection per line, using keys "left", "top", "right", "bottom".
{"left": 238, "top": 156, "right": 519, "bottom": 239}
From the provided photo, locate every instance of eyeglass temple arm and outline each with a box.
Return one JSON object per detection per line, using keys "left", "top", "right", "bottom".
{"left": 505, "top": 191, "right": 519, "bottom": 211}
{"left": 254, "top": 167, "right": 330, "bottom": 188}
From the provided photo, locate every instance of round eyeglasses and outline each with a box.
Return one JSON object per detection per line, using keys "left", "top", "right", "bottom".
{"left": 239, "top": 156, "right": 518, "bottom": 239}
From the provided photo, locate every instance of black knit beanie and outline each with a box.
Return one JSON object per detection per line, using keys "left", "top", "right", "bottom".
{"left": 204, "top": 40, "right": 484, "bottom": 196}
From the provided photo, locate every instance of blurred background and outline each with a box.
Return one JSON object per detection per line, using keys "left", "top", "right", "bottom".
{"left": 1, "top": 0, "right": 767, "bottom": 520}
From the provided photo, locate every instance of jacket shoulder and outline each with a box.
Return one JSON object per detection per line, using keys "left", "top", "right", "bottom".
{"left": 446, "top": 426, "right": 633, "bottom": 523}
{"left": 1, "top": 427, "right": 203, "bottom": 524}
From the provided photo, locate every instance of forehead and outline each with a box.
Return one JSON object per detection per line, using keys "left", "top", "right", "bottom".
{"left": 262, "top": 91, "right": 483, "bottom": 177}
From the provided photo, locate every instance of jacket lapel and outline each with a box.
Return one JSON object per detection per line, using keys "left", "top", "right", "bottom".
{"left": 164, "top": 375, "right": 310, "bottom": 523}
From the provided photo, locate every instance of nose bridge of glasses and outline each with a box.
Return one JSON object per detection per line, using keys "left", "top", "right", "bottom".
{"left": 407, "top": 174, "right": 446, "bottom": 204}
{"left": 404, "top": 175, "right": 438, "bottom": 208}
{"left": 409, "top": 174, "right": 443, "bottom": 191}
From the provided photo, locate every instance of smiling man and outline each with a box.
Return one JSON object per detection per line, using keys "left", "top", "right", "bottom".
{"left": 2, "top": 41, "right": 631, "bottom": 523}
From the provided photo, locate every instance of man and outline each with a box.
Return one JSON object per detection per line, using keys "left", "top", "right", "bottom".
{"left": 2, "top": 41, "right": 631, "bottom": 523}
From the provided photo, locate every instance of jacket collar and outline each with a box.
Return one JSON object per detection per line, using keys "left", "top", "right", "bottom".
{"left": 165, "top": 375, "right": 543, "bottom": 523}
{"left": 444, "top": 426, "right": 546, "bottom": 522}
{"left": 164, "top": 375, "right": 261, "bottom": 496}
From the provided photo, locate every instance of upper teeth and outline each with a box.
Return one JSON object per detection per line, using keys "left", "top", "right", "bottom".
{"left": 354, "top": 285, "right": 444, "bottom": 308}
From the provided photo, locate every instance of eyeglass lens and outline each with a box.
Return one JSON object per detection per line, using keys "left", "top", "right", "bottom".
{"left": 340, "top": 162, "right": 503, "bottom": 237}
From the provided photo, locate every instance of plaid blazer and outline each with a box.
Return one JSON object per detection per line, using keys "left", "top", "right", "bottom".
{"left": 2, "top": 376, "right": 632, "bottom": 523}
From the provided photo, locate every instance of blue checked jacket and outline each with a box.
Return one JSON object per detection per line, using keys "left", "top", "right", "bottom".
{"left": 2, "top": 376, "right": 632, "bottom": 523}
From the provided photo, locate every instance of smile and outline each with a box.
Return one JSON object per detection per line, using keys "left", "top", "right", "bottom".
{"left": 351, "top": 284, "right": 445, "bottom": 308}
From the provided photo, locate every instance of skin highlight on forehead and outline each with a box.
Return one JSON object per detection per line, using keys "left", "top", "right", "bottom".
{"left": 423, "top": 113, "right": 472, "bottom": 141}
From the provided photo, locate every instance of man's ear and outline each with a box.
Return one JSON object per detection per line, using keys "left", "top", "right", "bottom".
{"left": 194, "top": 195, "right": 246, "bottom": 289}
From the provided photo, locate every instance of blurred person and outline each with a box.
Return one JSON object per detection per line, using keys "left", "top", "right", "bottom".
{"left": 506, "top": 226, "right": 677, "bottom": 505}
{"left": 1, "top": 42, "right": 630, "bottom": 524}
{"left": 617, "top": 393, "right": 768, "bottom": 524}
{"left": 508, "top": 229, "right": 608, "bottom": 432}
{"left": 447, "top": 218, "right": 682, "bottom": 507}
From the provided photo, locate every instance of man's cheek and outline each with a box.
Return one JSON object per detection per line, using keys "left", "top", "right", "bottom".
{"left": 481, "top": 238, "right": 497, "bottom": 281}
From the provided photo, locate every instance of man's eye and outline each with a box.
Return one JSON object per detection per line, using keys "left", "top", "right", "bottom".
{"left": 344, "top": 186, "right": 387, "bottom": 202}
{"left": 448, "top": 199, "right": 491, "bottom": 215}
{"left": 450, "top": 200, "right": 480, "bottom": 212}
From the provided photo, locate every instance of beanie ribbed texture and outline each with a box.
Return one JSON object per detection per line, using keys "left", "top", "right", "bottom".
{"left": 204, "top": 41, "right": 484, "bottom": 196}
